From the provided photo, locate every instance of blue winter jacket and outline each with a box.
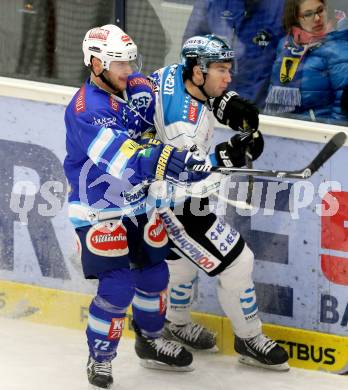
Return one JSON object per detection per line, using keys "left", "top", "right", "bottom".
{"left": 265, "top": 27, "right": 348, "bottom": 124}
{"left": 182, "top": 0, "right": 285, "bottom": 107}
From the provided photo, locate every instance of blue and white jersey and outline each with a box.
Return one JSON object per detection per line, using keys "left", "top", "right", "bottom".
{"left": 150, "top": 64, "right": 215, "bottom": 157}
{"left": 150, "top": 64, "right": 226, "bottom": 198}
{"left": 64, "top": 74, "right": 161, "bottom": 228}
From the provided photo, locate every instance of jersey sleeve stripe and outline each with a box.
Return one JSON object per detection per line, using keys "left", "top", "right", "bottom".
{"left": 88, "top": 126, "right": 116, "bottom": 164}
{"left": 106, "top": 139, "right": 140, "bottom": 178}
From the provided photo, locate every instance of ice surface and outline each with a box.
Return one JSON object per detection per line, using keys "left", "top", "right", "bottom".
{"left": 1, "top": 317, "right": 346, "bottom": 390}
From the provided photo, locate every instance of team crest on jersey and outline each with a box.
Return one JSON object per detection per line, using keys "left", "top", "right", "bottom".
{"left": 144, "top": 213, "right": 168, "bottom": 248}
{"left": 86, "top": 220, "right": 129, "bottom": 257}
{"left": 107, "top": 318, "right": 125, "bottom": 340}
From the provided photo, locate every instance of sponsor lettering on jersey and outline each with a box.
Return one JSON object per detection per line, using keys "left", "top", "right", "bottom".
{"left": 75, "top": 85, "right": 86, "bottom": 113}
{"left": 88, "top": 28, "right": 110, "bottom": 41}
{"left": 163, "top": 66, "right": 177, "bottom": 95}
{"left": 92, "top": 116, "right": 118, "bottom": 127}
{"left": 159, "top": 210, "right": 221, "bottom": 273}
{"left": 110, "top": 96, "right": 119, "bottom": 112}
{"left": 108, "top": 318, "right": 125, "bottom": 340}
{"left": 188, "top": 99, "right": 198, "bottom": 123}
{"left": 144, "top": 213, "right": 168, "bottom": 248}
{"left": 122, "top": 186, "right": 146, "bottom": 204}
{"left": 131, "top": 93, "right": 151, "bottom": 109}
{"left": 86, "top": 220, "right": 129, "bottom": 257}
{"left": 206, "top": 217, "right": 239, "bottom": 255}
{"left": 128, "top": 77, "right": 153, "bottom": 90}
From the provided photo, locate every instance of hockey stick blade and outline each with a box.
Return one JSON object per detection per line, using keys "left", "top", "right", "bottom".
{"left": 306, "top": 131, "right": 347, "bottom": 173}
{"left": 190, "top": 132, "right": 347, "bottom": 179}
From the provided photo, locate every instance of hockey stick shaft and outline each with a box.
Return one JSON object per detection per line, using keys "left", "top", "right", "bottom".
{"left": 191, "top": 132, "right": 347, "bottom": 179}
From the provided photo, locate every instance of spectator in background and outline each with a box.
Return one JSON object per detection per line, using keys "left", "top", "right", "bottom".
{"left": 264, "top": 0, "right": 348, "bottom": 124}
{"left": 182, "top": 0, "right": 286, "bottom": 108}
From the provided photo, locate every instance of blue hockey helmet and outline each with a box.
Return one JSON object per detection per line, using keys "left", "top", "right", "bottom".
{"left": 181, "top": 34, "right": 235, "bottom": 74}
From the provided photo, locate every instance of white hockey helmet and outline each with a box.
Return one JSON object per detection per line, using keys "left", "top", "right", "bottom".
{"left": 82, "top": 24, "right": 140, "bottom": 71}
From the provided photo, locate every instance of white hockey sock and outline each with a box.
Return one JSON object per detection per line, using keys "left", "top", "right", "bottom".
{"left": 217, "top": 245, "right": 262, "bottom": 339}
{"left": 166, "top": 257, "right": 198, "bottom": 325}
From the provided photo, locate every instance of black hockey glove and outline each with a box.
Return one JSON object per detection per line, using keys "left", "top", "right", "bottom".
{"left": 215, "top": 130, "right": 264, "bottom": 168}
{"left": 213, "top": 91, "right": 259, "bottom": 131}
{"left": 341, "top": 87, "right": 348, "bottom": 115}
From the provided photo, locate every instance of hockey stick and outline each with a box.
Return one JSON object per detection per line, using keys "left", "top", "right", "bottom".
{"left": 241, "top": 123, "right": 255, "bottom": 205}
{"left": 190, "top": 132, "right": 347, "bottom": 179}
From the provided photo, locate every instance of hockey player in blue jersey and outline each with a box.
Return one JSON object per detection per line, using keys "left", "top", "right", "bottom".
{"left": 64, "top": 24, "right": 208, "bottom": 389}
{"left": 148, "top": 35, "right": 289, "bottom": 371}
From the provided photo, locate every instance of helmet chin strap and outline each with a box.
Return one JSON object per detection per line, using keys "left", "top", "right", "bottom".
{"left": 99, "top": 71, "right": 120, "bottom": 93}
{"left": 91, "top": 66, "right": 119, "bottom": 93}
{"left": 192, "top": 72, "right": 211, "bottom": 100}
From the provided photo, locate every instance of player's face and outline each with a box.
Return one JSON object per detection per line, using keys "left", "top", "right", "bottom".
{"left": 204, "top": 62, "right": 232, "bottom": 97}
{"left": 107, "top": 61, "right": 135, "bottom": 91}
{"left": 298, "top": 0, "right": 327, "bottom": 34}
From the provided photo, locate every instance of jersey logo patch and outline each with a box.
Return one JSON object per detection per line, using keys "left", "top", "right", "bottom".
{"left": 108, "top": 318, "right": 125, "bottom": 340}
{"left": 86, "top": 220, "right": 129, "bottom": 257}
{"left": 188, "top": 99, "right": 198, "bottom": 123}
{"left": 75, "top": 84, "right": 86, "bottom": 113}
{"left": 144, "top": 213, "right": 168, "bottom": 248}
{"left": 205, "top": 217, "right": 239, "bottom": 255}
{"left": 110, "top": 96, "right": 119, "bottom": 112}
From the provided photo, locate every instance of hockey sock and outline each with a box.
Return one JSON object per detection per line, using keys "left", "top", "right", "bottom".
{"left": 132, "top": 261, "right": 169, "bottom": 337}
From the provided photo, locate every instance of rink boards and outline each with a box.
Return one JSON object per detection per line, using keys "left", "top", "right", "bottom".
{"left": 0, "top": 280, "right": 347, "bottom": 374}
{"left": 0, "top": 79, "right": 348, "bottom": 376}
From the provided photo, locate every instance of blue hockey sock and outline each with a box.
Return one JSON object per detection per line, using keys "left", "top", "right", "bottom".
{"left": 86, "top": 268, "right": 135, "bottom": 362}
{"left": 132, "top": 261, "right": 169, "bottom": 337}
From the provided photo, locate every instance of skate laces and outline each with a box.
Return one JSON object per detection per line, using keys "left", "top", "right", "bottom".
{"left": 171, "top": 322, "right": 204, "bottom": 343}
{"left": 247, "top": 334, "right": 277, "bottom": 355}
{"left": 90, "top": 358, "right": 112, "bottom": 376}
{"left": 149, "top": 337, "right": 183, "bottom": 358}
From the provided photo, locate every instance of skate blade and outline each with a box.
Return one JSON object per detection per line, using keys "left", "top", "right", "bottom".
{"left": 185, "top": 344, "right": 219, "bottom": 354}
{"left": 88, "top": 383, "right": 114, "bottom": 389}
{"left": 139, "top": 359, "right": 194, "bottom": 372}
{"left": 238, "top": 355, "right": 290, "bottom": 372}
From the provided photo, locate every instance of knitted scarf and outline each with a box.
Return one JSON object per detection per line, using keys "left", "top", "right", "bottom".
{"left": 264, "top": 24, "right": 332, "bottom": 114}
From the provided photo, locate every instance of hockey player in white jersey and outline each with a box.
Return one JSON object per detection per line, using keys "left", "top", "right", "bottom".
{"left": 148, "top": 35, "right": 289, "bottom": 371}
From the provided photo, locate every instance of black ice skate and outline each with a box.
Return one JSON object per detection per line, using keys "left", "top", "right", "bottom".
{"left": 163, "top": 320, "right": 218, "bottom": 352}
{"left": 87, "top": 356, "right": 113, "bottom": 389}
{"left": 234, "top": 334, "right": 289, "bottom": 371}
{"left": 133, "top": 321, "right": 193, "bottom": 372}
